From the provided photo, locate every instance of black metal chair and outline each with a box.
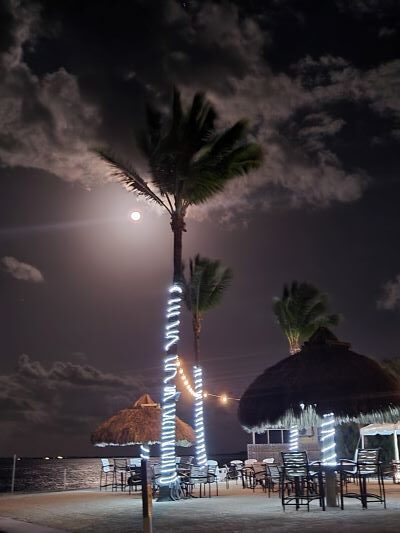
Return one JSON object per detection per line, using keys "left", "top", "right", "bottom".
{"left": 181, "top": 465, "right": 209, "bottom": 498}
{"left": 113, "top": 458, "right": 128, "bottom": 491}
{"left": 266, "top": 464, "right": 282, "bottom": 497}
{"left": 339, "top": 448, "right": 386, "bottom": 509}
{"left": 281, "top": 451, "right": 325, "bottom": 511}
{"left": 127, "top": 465, "right": 142, "bottom": 494}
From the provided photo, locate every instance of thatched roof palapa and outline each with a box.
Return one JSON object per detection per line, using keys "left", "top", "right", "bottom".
{"left": 239, "top": 328, "right": 400, "bottom": 432}
{"left": 91, "top": 393, "right": 195, "bottom": 447}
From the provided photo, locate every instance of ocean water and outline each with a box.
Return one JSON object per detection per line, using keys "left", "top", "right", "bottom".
{"left": 0, "top": 453, "right": 246, "bottom": 493}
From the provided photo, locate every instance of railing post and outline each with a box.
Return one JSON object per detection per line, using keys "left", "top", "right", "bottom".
{"left": 11, "top": 454, "right": 16, "bottom": 493}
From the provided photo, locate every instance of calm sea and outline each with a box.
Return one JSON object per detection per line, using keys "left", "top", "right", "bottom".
{"left": 0, "top": 453, "right": 246, "bottom": 493}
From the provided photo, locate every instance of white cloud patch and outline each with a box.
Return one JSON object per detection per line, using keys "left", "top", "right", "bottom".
{"left": 377, "top": 274, "right": 400, "bottom": 310}
{"left": 1, "top": 256, "right": 44, "bottom": 282}
{"left": 0, "top": 0, "right": 108, "bottom": 184}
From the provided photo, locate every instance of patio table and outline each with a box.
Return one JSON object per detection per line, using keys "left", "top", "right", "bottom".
{"left": 310, "top": 461, "right": 355, "bottom": 508}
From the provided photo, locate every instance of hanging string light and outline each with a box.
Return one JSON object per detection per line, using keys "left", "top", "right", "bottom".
{"left": 159, "top": 285, "right": 182, "bottom": 487}
{"left": 320, "top": 412, "right": 337, "bottom": 464}
{"left": 177, "top": 358, "right": 197, "bottom": 397}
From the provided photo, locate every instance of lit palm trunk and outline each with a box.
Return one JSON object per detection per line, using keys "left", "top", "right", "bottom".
{"left": 159, "top": 283, "right": 182, "bottom": 486}
{"left": 289, "top": 425, "right": 299, "bottom": 451}
{"left": 193, "top": 366, "right": 207, "bottom": 465}
{"left": 320, "top": 413, "right": 337, "bottom": 464}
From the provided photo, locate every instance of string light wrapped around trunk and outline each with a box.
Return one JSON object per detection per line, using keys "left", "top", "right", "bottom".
{"left": 159, "top": 285, "right": 182, "bottom": 486}
{"left": 193, "top": 366, "right": 207, "bottom": 465}
{"left": 289, "top": 425, "right": 299, "bottom": 451}
{"left": 321, "top": 412, "right": 337, "bottom": 464}
{"left": 140, "top": 443, "right": 150, "bottom": 460}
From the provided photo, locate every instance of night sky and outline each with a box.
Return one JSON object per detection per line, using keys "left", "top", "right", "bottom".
{"left": 1, "top": 0, "right": 400, "bottom": 458}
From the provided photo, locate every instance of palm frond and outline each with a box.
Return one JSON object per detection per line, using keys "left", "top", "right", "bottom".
{"left": 96, "top": 149, "right": 170, "bottom": 212}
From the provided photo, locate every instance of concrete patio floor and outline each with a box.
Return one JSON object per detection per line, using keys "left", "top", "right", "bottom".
{"left": 0, "top": 482, "right": 399, "bottom": 532}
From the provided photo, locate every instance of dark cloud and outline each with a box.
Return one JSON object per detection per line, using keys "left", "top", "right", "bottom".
{"left": 0, "top": 353, "right": 145, "bottom": 446}
{"left": 2, "top": 0, "right": 399, "bottom": 219}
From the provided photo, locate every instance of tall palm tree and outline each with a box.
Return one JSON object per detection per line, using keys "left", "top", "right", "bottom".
{"left": 272, "top": 281, "right": 340, "bottom": 355}
{"left": 184, "top": 254, "right": 232, "bottom": 465}
{"left": 97, "top": 88, "right": 262, "bottom": 494}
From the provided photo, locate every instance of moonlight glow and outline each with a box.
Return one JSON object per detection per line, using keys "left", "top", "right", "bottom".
{"left": 130, "top": 211, "right": 141, "bottom": 222}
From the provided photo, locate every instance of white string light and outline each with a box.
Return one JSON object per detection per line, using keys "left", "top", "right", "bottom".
{"left": 140, "top": 443, "right": 150, "bottom": 460}
{"left": 289, "top": 425, "right": 299, "bottom": 451}
{"left": 193, "top": 366, "right": 207, "bottom": 465}
{"left": 320, "top": 412, "right": 337, "bottom": 464}
{"left": 177, "top": 358, "right": 197, "bottom": 397}
{"left": 159, "top": 285, "right": 182, "bottom": 487}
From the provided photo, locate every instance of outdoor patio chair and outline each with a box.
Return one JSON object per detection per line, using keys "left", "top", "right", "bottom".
{"left": 339, "top": 448, "right": 386, "bottom": 510}
{"left": 129, "top": 458, "right": 141, "bottom": 468}
{"left": 204, "top": 464, "right": 219, "bottom": 497}
{"left": 181, "top": 465, "right": 209, "bottom": 498}
{"left": 265, "top": 464, "right": 282, "bottom": 497}
{"left": 244, "top": 459, "right": 258, "bottom": 466}
{"left": 99, "top": 458, "right": 115, "bottom": 491}
{"left": 281, "top": 451, "right": 325, "bottom": 511}
{"left": 127, "top": 465, "right": 142, "bottom": 494}
{"left": 224, "top": 462, "right": 240, "bottom": 488}
{"left": 262, "top": 458, "right": 275, "bottom": 464}
{"left": 113, "top": 458, "right": 128, "bottom": 491}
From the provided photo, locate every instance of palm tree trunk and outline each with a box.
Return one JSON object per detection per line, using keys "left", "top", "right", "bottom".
{"left": 158, "top": 213, "right": 185, "bottom": 499}
{"left": 193, "top": 318, "right": 201, "bottom": 367}
{"left": 171, "top": 212, "right": 185, "bottom": 283}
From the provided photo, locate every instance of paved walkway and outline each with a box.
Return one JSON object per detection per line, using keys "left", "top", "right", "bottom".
{"left": 0, "top": 483, "right": 399, "bottom": 532}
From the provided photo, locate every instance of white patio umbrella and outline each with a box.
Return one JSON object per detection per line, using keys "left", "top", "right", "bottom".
{"left": 360, "top": 422, "right": 400, "bottom": 461}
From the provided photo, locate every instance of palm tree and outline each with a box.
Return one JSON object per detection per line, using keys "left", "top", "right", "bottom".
{"left": 184, "top": 255, "right": 232, "bottom": 465}
{"left": 184, "top": 255, "right": 233, "bottom": 366}
{"left": 98, "top": 87, "right": 262, "bottom": 284}
{"left": 97, "top": 88, "right": 262, "bottom": 494}
{"left": 272, "top": 281, "right": 340, "bottom": 355}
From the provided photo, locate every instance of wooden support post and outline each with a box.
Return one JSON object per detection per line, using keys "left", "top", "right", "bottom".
{"left": 141, "top": 459, "right": 153, "bottom": 533}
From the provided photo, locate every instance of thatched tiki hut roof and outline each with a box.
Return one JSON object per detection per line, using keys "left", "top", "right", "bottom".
{"left": 91, "top": 393, "right": 195, "bottom": 447}
{"left": 239, "top": 328, "right": 400, "bottom": 432}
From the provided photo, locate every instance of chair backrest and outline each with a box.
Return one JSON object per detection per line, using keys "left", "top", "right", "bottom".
{"left": 190, "top": 465, "right": 208, "bottom": 481}
{"left": 129, "top": 458, "right": 141, "bottom": 467}
{"left": 281, "top": 451, "right": 308, "bottom": 477}
{"left": 114, "top": 458, "right": 128, "bottom": 470}
{"left": 101, "top": 458, "right": 112, "bottom": 472}
{"left": 180, "top": 456, "right": 194, "bottom": 465}
{"left": 230, "top": 460, "right": 243, "bottom": 466}
{"left": 245, "top": 459, "right": 258, "bottom": 466}
{"left": 207, "top": 460, "right": 218, "bottom": 466}
{"left": 262, "top": 458, "right": 275, "bottom": 464}
{"left": 356, "top": 448, "right": 381, "bottom": 474}
{"left": 175, "top": 457, "right": 181, "bottom": 464}
{"left": 267, "top": 465, "right": 281, "bottom": 479}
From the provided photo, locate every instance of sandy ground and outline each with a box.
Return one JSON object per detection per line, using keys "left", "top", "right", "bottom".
{"left": 0, "top": 482, "right": 399, "bottom": 532}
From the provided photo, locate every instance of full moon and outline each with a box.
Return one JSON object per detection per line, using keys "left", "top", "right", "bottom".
{"left": 130, "top": 211, "right": 141, "bottom": 222}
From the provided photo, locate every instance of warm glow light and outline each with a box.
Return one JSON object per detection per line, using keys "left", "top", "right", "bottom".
{"left": 203, "top": 392, "right": 208, "bottom": 398}
{"left": 221, "top": 394, "right": 228, "bottom": 404}
{"left": 130, "top": 211, "right": 141, "bottom": 222}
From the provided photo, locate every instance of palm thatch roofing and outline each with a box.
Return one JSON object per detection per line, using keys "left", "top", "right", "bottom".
{"left": 239, "top": 328, "right": 400, "bottom": 432}
{"left": 91, "top": 393, "right": 195, "bottom": 447}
